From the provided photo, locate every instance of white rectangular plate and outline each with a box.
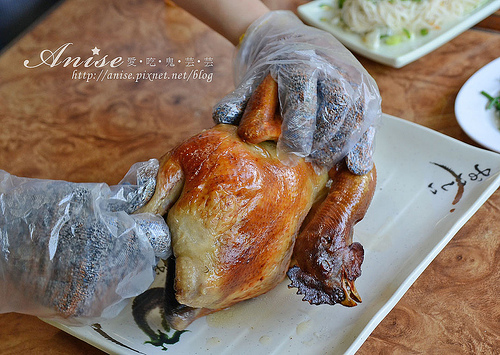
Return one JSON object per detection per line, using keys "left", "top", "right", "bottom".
{"left": 298, "top": 0, "right": 500, "bottom": 68}
{"left": 44, "top": 114, "right": 500, "bottom": 355}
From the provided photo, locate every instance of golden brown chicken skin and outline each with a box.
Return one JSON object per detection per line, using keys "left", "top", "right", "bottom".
{"left": 137, "top": 75, "right": 376, "bottom": 330}
{"left": 288, "top": 161, "right": 376, "bottom": 306}
{"left": 142, "top": 123, "right": 327, "bottom": 310}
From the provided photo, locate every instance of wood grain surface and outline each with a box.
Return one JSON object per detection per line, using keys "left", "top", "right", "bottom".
{"left": 0, "top": 1, "right": 499, "bottom": 354}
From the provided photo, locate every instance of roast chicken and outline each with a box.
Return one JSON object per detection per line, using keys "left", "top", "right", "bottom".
{"left": 137, "top": 75, "right": 376, "bottom": 330}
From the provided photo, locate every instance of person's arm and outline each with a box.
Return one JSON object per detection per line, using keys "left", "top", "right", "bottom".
{"left": 173, "top": 0, "right": 269, "bottom": 45}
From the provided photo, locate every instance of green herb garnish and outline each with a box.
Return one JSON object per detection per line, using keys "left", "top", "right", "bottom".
{"left": 481, "top": 90, "right": 500, "bottom": 112}
{"left": 384, "top": 34, "right": 402, "bottom": 45}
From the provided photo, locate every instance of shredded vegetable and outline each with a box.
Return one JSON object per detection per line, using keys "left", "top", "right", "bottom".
{"left": 328, "top": 0, "right": 486, "bottom": 48}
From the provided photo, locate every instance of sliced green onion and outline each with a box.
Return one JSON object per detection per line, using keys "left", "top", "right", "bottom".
{"left": 384, "top": 35, "right": 402, "bottom": 45}
{"left": 481, "top": 90, "right": 500, "bottom": 111}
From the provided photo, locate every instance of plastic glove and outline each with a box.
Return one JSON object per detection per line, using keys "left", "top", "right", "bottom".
{"left": 213, "top": 11, "right": 381, "bottom": 175}
{"left": 0, "top": 159, "right": 171, "bottom": 325}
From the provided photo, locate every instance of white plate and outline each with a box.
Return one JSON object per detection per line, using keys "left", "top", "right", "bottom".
{"left": 455, "top": 57, "right": 500, "bottom": 153}
{"left": 44, "top": 114, "right": 500, "bottom": 355}
{"left": 298, "top": 0, "right": 500, "bottom": 68}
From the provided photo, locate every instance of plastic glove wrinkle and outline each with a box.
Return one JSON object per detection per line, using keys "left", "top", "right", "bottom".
{"left": 215, "top": 10, "right": 381, "bottom": 174}
{"left": 0, "top": 160, "right": 171, "bottom": 325}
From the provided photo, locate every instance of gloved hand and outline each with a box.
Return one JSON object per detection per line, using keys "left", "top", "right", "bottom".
{"left": 0, "top": 159, "right": 171, "bottom": 325}
{"left": 213, "top": 11, "right": 381, "bottom": 175}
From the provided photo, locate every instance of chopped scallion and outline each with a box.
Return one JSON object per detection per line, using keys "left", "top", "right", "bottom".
{"left": 481, "top": 91, "right": 500, "bottom": 111}
{"left": 384, "top": 35, "right": 402, "bottom": 45}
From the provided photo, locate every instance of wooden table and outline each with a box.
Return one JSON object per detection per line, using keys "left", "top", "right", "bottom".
{"left": 0, "top": 1, "right": 499, "bottom": 353}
